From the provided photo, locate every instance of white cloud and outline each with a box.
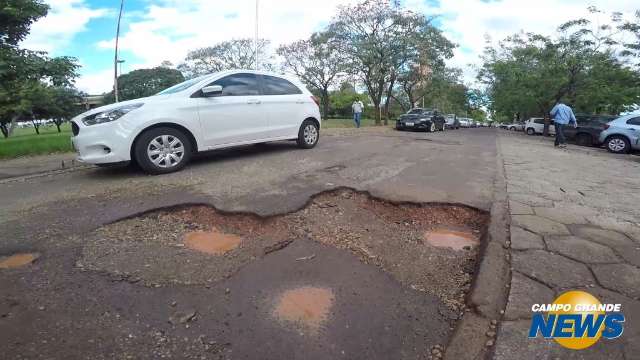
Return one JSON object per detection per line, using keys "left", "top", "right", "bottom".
{"left": 22, "top": 0, "right": 110, "bottom": 53}
{"left": 75, "top": 68, "right": 114, "bottom": 95}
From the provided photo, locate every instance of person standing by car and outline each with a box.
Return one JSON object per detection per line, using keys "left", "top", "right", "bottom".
{"left": 352, "top": 100, "right": 364, "bottom": 128}
{"left": 550, "top": 101, "right": 577, "bottom": 148}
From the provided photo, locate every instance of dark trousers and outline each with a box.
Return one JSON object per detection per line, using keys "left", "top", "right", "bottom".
{"left": 554, "top": 123, "right": 566, "bottom": 146}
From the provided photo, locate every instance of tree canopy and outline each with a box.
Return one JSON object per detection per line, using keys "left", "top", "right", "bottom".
{"left": 479, "top": 7, "right": 640, "bottom": 121}
{"left": 178, "top": 39, "right": 273, "bottom": 78}
{"left": 105, "top": 67, "right": 185, "bottom": 103}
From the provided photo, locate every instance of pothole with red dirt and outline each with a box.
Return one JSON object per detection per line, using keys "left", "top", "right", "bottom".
{"left": 79, "top": 189, "right": 488, "bottom": 312}
{"left": 0, "top": 253, "right": 40, "bottom": 269}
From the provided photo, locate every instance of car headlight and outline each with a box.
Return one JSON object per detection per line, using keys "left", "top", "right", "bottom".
{"left": 82, "top": 103, "right": 144, "bottom": 126}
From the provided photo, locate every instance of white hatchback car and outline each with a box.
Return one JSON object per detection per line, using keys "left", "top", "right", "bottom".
{"left": 524, "top": 118, "right": 555, "bottom": 136}
{"left": 71, "top": 70, "right": 322, "bottom": 174}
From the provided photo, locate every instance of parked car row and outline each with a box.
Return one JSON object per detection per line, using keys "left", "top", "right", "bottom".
{"left": 512, "top": 114, "right": 640, "bottom": 154}
{"left": 395, "top": 110, "right": 486, "bottom": 132}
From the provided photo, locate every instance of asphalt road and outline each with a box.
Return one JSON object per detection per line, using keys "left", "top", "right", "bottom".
{"left": 0, "top": 127, "right": 499, "bottom": 359}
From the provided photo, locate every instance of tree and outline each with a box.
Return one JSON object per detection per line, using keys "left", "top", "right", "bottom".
{"left": 327, "top": 0, "right": 405, "bottom": 125}
{"left": 327, "top": 0, "right": 454, "bottom": 125}
{"left": 277, "top": 32, "right": 347, "bottom": 118}
{"left": 479, "top": 8, "right": 640, "bottom": 121}
{"left": 104, "top": 67, "right": 184, "bottom": 103}
{"left": 0, "top": 0, "right": 80, "bottom": 137}
{"left": 178, "top": 39, "right": 273, "bottom": 78}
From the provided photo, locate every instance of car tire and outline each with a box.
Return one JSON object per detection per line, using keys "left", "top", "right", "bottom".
{"left": 441, "top": 123, "right": 446, "bottom": 131}
{"left": 297, "top": 119, "right": 319, "bottom": 149}
{"left": 134, "top": 127, "right": 192, "bottom": 175}
{"left": 575, "top": 133, "right": 593, "bottom": 147}
{"left": 428, "top": 122, "right": 436, "bottom": 132}
{"left": 526, "top": 128, "right": 535, "bottom": 135}
{"left": 605, "top": 135, "right": 630, "bottom": 154}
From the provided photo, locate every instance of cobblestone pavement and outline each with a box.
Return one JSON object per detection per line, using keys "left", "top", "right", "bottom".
{"left": 494, "top": 132, "right": 640, "bottom": 359}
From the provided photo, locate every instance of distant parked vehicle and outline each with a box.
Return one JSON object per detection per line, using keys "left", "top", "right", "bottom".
{"left": 459, "top": 118, "right": 472, "bottom": 128}
{"left": 599, "top": 114, "right": 640, "bottom": 153}
{"left": 565, "top": 115, "right": 617, "bottom": 147}
{"left": 506, "top": 123, "right": 524, "bottom": 131}
{"left": 396, "top": 108, "right": 446, "bottom": 132}
{"left": 445, "top": 114, "right": 460, "bottom": 129}
{"left": 525, "top": 118, "right": 555, "bottom": 136}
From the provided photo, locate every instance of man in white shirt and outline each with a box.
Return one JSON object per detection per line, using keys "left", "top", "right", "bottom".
{"left": 352, "top": 100, "right": 364, "bottom": 128}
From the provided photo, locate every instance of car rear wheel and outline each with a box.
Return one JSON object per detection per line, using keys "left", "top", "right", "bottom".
{"left": 575, "top": 133, "right": 593, "bottom": 147}
{"left": 526, "top": 128, "right": 535, "bottom": 135}
{"left": 605, "top": 135, "right": 630, "bottom": 154}
{"left": 428, "top": 122, "right": 436, "bottom": 132}
{"left": 134, "top": 127, "right": 192, "bottom": 175}
{"left": 297, "top": 119, "right": 319, "bottom": 149}
{"left": 441, "top": 123, "right": 446, "bottom": 131}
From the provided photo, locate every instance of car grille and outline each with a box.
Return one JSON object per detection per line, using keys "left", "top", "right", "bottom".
{"left": 71, "top": 121, "right": 79, "bottom": 136}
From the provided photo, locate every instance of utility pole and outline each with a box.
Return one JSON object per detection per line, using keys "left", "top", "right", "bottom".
{"left": 114, "top": 0, "right": 124, "bottom": 103}
{"left": 255, "top": 0, "right": 259, "bottom": 70}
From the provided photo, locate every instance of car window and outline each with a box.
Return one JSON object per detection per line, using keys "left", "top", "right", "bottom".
{"left": 626, "top": 117, "right": 640, "bottom": 126}
{"left": 262, "top": 75, "right": 302, "bottom": 95}
{"left": 209, "top": 73, "right": 260, "bottom": 96}
{"left": 534, "top": 119, "right": 545, "bottom": 124}
{"left": 157, "top": 75, "right": 208, "bottom": 95}
{"left": 408, "top": 109, "right": 423, "bottom": 114}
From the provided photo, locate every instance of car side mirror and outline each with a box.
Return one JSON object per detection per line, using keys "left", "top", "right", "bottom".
{"left": 202, "top": 85, "right": 223, "bottom": 97}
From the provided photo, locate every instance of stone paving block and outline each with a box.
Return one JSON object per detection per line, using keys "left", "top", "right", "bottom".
{"left": 512, "top": 250, "right": 594, "bottom": 288}
{"left": 533, "top": 207, "right": 588, "bottom": 225}
{"left": 509, "top": 200, "right": 533, "bottom": 215}
{"left": 510, "top": 226, "right": 545, "bottom": 250}
{"left": 508, "top": 194, "right": 553, "bottom": 207}
{"left": 493, "top": 320, "right": 553, "bottom": 360}
{"left": 511, "top": 215, "right": 570, "bottom": 236}
{"left": 592, "top": 264, "right": 640, "bottom": 299}
{"left": 504, "top": 272, "right": 555, "bottom": 320}
{"left": 545, "top": 236, "right": 621, "bottom": 264}
{"left": 570, "top": 226, "right": 636, "bottom": 249}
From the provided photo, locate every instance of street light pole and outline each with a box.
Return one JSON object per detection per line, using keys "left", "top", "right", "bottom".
{"left": 255, "top": 0, "right": 259, "bottom": 71}
{"left": 114, "top": 0, "right": 124, "bottom": 103}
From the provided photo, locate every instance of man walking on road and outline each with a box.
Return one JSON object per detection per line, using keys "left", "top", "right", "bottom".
{"left": 550, "top": 101, "right": 577, "bottom": 148}
{"left": 352, "top": 100, "right": 364, "bottom": 128}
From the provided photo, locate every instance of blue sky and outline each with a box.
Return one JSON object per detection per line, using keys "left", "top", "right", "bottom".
{"left": 22, "top": 0, "right": 640, "bottom": 94}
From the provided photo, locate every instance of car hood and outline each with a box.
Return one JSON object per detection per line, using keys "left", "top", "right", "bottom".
{"left": 74, "top": 95, "right": 165, "bottom": 121}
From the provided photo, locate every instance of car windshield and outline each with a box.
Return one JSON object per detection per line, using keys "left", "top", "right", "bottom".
{"left": 156, "top": 75, "right": 208, "bottom": 95}
{"left": 408, "top": 109, "right": 423, "bottom": 114}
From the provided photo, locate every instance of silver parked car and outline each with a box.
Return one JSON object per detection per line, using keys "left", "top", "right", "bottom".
{"left": 598, "top": 114, "right": 640, "bottom": 153}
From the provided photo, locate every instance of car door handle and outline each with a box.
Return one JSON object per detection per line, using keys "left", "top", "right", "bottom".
{"left": 247, "top": 99, "right": 261, "bottom": 105}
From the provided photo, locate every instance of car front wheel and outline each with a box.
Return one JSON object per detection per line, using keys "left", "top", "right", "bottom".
{"left": 605, "top": 135, "right": 630, "bottom": 154}
{"left": 134, "top": 127, "right": 192, "bottom": 175}
{"left": 297, "top": 119, "right": 319, "bottom": 149}
{"left": 526, "top": 128, "right": 535, "bottom": 135}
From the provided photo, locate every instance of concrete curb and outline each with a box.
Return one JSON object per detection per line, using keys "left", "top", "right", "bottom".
{"left": 445, "top": 138, "right": 511, "bottom": 360}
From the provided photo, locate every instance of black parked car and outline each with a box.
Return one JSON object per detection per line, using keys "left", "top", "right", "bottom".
{"left": 396, "top": 108, "right": 446, "bottom": 132}
{"left": 565, "top": 115, "right": 617, "bottom": 147}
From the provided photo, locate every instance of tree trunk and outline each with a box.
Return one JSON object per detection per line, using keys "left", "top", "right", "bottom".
{"left": 32, "top": 120, "right": 40, "bottom": 135}
{"left": 321, "top": 88, "right": 330, "bottom": 120}
{"left": 8, "top": 116, "right": 19, "bottom": 136}
{"left": 0, "top": 123, "right": 8, "bottom": 138}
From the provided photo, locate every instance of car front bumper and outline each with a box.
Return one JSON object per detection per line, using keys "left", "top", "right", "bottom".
{"left": 396, "top": 121, "right": 431, "bottom": 130}
{"left": 71, "top": 121, "right": 132, "bottom": 164}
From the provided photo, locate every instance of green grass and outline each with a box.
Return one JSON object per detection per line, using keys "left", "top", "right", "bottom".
{"left": 0, "top": 123, "right": 73, "bottom": 159}
{"left": 322, "top": 118, "right": 393, "bottom": 128}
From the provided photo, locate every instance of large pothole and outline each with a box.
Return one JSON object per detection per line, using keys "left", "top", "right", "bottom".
{"left": 79, "top": 189, "right": 488, "bottom": 311}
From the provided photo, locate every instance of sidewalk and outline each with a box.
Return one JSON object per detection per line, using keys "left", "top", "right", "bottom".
{"left": 0, "top": 152, "right": 85, "bottom": 180}
{"left": 494, "top": 133, "right": 640, "bottom": 359}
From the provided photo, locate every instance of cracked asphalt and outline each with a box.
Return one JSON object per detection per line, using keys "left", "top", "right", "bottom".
{"left": 0, "top": 128, "right": 498, "bottom": 360}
